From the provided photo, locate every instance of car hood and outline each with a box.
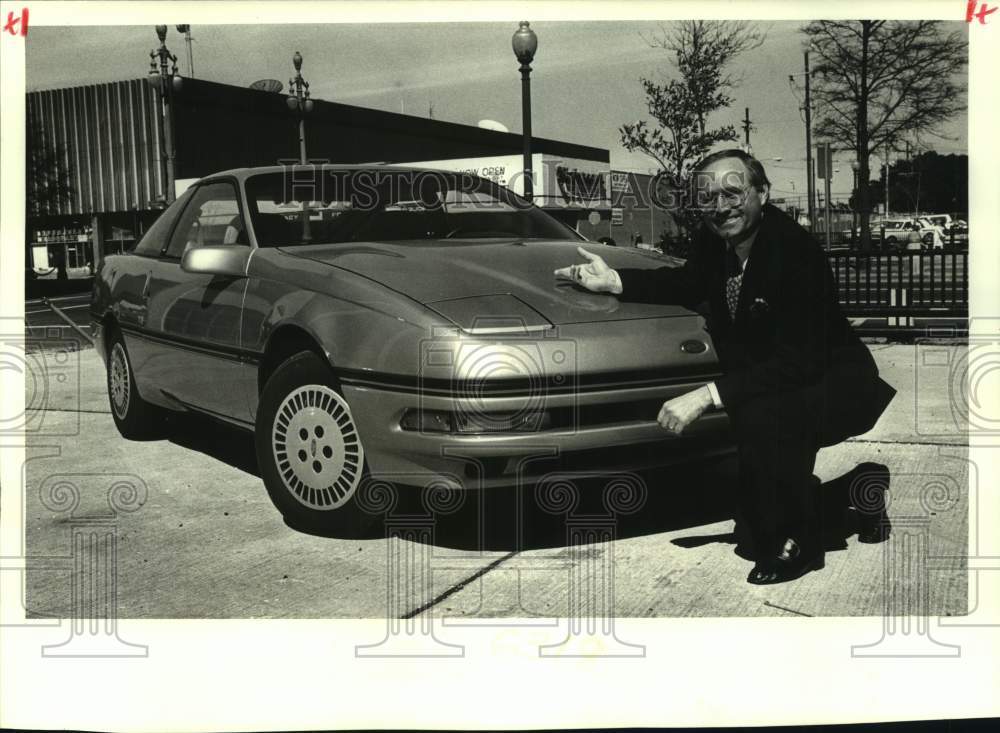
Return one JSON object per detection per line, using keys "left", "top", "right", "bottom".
{"left": 279, "top": 239, "right": 697, "bottom": 327}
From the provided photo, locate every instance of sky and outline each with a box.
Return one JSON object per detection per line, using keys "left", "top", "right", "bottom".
{"left": 25, "top": 20, "right": 969, "bottom": 204}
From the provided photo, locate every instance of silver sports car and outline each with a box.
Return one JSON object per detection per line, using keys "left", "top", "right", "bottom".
{"left": 91, "top": 165, "right": 730, "bottom": 531}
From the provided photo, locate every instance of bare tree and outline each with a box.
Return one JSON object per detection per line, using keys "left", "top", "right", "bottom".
{"left": 26, "top": 119, "right": 74, "bottom": 280}
{"left": 620, "top": 21, "right": 766, "bottom": 241}
{"left": 803, "top": 20, "right": 967, "bottom": 247}
{"left": 26, "top": 120, "right": 73, "bottom": 218}
{"left": 650, "top": 21, "right": 767, "bottom": 138}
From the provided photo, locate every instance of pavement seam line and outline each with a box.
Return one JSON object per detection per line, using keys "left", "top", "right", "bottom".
{"left": 35, "top": 408, "right": 112, "bottom": 415}
{"left": 844, "top": 437, "right": 967, "bottom": 447}
{"left": 763, "top": 600, "right": 813, "bottom": 617}
{"left": 401, "top": 550, "right": 519, "bottom": 620}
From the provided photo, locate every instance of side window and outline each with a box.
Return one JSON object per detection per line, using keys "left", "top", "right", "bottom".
{"left": 133, "top": 188, "right": 194, "bottom": 256}
{"left": 164, "top": 181, "right": 246, "bottom": 259}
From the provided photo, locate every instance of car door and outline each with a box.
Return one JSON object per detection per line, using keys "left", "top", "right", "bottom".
{"left": 143, "top": 179, "right": 255, "bottom": 424}
{"left": 114, "top": 188, "right": 195, "bottom": 398}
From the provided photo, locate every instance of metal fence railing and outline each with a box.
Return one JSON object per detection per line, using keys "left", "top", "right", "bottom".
{"left": 826, "top": 251, "right": 968, "bottom": 334}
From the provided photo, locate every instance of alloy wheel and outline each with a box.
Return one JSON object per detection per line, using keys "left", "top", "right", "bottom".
{"left": 109, "top": 342, "right": 131, "bottom": 420}
{"left": 271, "top": 385, "right": 364, "bottom": 510}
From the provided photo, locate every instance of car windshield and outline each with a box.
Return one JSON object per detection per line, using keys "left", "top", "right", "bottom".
{"left": 244, "top": 168, "right": 582, "bottom": 246}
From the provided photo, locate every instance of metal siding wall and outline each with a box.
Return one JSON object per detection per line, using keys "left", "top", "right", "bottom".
{"left": 141, "top": 81, "right": 159, "bottom": 201}
{"left": 147, "top": 81, "right": 164, "bottom": 201}
{"left": 25, "top": 92, "right": 38, "bottom": 211}
{"left": 44, "top": 91, "right": 59, "bottom": 213}
{"left": 26, "top": 80, "right": 162, "bottom": 215}
{"left": 69, "top": 86, "right": 83, "bottom": 212}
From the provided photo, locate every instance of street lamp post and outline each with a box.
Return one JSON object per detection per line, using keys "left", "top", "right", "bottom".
{"left": 147, "top": 25, "right": 183, "bottom": 203}
{"left": 286, "top": 51, "right": 314, "bottom": 165}
{"left": 512, "top": 21, "right": 537, "bottom": 202}
{"left": 175, "top": 24, "right": 194, "bottom": 77}
{"left": 287, "top": 52, "right": 314, "bottom": 242}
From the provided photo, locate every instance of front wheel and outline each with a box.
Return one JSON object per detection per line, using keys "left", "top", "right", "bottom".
{"left": 254, "top": 350, "right": 374, "bottom": 535}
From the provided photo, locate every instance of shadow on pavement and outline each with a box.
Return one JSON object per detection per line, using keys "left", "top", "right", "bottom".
{"left": 26, "top": 275, "right": 94, "bottom": 300}
{"left": 669, "top": 462, "right": 893, "bottom": 561}
{"left": 161, "top": 412, "right": 260, "bottom": 476}
{"left": 386, "top": 455, "right": 743, "bottom": 552}
{"left": 155, "top": 411, "right": 886, "bottom": 557}
{"left": 154, "top": 409, "right": 745, "bottom": 549}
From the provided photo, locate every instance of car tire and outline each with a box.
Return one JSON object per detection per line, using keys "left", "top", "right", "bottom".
{"left": 107, "top": 328, "right": 163, "bottom": 439}
{"left": 254, "top": 350, "right": 374, "bottom": 535}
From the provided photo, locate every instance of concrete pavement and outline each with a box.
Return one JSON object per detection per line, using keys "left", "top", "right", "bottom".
{"left": 21, "top": 343, "right": 968, "bottom": 618}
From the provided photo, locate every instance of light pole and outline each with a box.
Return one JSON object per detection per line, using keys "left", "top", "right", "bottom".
{"left": 147, "top": 25, "right": 183, "bottom": 203}
{"left": 512, "top": 21, "right": 537, "bottom": 202}
{"left": 287, "top": 51, "right": 314, "bottom": 165}
{"left": 804, "top": 49, "right": 815, "bottom": 232}
{"left": 287, "top": 52, "right": 314, "bottom": 243}
{"left": 882, "top": 140, "right": 896, "bottom": 218}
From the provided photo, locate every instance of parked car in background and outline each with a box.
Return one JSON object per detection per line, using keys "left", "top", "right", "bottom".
{"left": 91, "top": 165, "right": 730, "bottom": 533}
{"left": 877, "top": 218, "right": 941, "bottom": 249}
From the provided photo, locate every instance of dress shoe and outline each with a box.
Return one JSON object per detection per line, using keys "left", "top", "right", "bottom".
{"left": 746, "top": 538, "right": 825, "bottom": 585}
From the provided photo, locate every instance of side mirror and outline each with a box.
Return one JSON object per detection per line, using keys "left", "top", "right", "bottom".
{"left": 181, "top": 245, "right": 250, "bottom": 278}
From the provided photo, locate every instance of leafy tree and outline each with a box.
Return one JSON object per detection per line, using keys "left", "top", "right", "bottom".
{"left": 619, "top": 20, "right": 765, "bottom": 247}
{"left": 868, "top": 151, "right": 967, "bottom": 216}
{"left": 803, "top": 20, "right": 967, "bottom": 247}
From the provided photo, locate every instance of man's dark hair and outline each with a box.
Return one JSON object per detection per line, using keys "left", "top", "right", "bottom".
{"left": 692, "top": 148, "right": 771, "bottom": 190}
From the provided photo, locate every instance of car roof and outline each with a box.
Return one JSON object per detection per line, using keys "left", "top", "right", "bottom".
{"left": 199, "top": 164, "right": 490, "bottom": 182}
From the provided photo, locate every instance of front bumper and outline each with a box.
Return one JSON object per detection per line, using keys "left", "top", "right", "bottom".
{"left": 343, "top": 379, "right": 733, "bottom": 491}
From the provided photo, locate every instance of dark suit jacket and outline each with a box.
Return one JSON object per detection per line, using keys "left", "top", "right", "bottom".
{"left": 617, "top": 204, "right": 895, "bottom": 444}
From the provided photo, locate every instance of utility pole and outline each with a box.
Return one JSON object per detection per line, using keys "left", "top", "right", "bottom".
{"left": 742, "top": 107, "right": 753, "bottom": 153}
{"left": 816, "top": 142, "right": 832, "bottom": 250}
{"left": 884, "top": 141, "right": 891, "bottom": 218}
{"left": 804, "top": 51, "right": 816, "bottom": 232}
{"left": 905, "top": 140, "right": 915, "bottom": 215}
{"left": 823, "top": 143, "right": 832, "bottom": 250}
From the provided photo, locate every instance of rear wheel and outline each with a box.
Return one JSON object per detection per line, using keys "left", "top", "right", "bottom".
{"left": 107, "top": 328, "right": 163, "bottom": 439}
{"left": 254, "top": 350, "right": 374, "bottom": 534}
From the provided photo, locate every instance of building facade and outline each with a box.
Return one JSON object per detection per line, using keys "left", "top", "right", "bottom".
{"left": 26, "top": 77, "right": 613, "bottom": 276}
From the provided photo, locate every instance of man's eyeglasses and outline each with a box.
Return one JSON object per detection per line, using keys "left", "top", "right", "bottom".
{"left": 691, "top": 187, "right": 753, "bottom": 212}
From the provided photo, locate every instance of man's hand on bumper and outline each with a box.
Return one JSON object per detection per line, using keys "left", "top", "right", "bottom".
{"left": 657, "top": 386, "right": 714, "bottom": 434}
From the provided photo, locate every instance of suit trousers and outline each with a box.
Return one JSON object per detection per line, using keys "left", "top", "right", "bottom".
{"left": 725, "top": 356, "right": 882, "bottom": 560}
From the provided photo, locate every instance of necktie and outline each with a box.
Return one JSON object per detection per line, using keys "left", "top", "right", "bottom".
{"left": 725, "top": 248, "right": 742, "bottom": 321}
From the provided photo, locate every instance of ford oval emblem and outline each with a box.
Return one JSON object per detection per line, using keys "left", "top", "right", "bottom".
{"left": 680, "top": 339, "right": 708, "bottom": 354}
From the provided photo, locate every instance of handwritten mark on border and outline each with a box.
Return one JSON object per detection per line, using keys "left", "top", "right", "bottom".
{"left": 967, "top": 0, "right": 997, "bottom": 23}
{"left": 3, "top": 7, "right": 28, "bottom": 37}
